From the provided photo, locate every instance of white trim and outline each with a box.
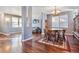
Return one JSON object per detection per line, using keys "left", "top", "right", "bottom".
{"left": 22, "top": 36, "right": 33, "bottom": 42}
{"left": 0, "top": 32, "right": 21, "bottom": 35}
{"left": 42, "top": 32, "right": 73, "bottom": 36}
{"left": 0, "top": 32, "right": 10, "bottom": 36}
{"left": 65, "top": 33, "right": 73, "bottom": 35}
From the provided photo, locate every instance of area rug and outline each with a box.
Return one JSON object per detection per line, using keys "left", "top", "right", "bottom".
{"left": 37, "top": 38, "right": 68, "bottom": 50}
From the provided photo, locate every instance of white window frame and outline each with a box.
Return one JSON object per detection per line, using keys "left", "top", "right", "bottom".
{"left": 52, "top": 14, "right": 68, "bottom": 28}
{"left": 5, "top": 14, "right": 22, "bottom": 28}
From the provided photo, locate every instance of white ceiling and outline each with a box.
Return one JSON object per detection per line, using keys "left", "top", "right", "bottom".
{"left": 0, "top": 6, "right": 78, "bottom": 16}
{"left": 41, "top": 6, "right": 79, "bottom": 14}
{"left": 0, "top": 6, "right": 21, "bottom": 15}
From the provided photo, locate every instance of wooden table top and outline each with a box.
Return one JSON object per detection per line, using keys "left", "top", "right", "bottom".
{"left": 48, "top": 28, "right": 64, "bottom": 30}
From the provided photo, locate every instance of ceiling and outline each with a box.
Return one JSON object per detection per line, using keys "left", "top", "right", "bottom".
{"left": 41, "top": 6, "right": 79, "bottom": 14}
{"left": 0, "top": 6, "right": 78, "bottom": 16}
{"left": 0, "top": 6, "right": 21, "bottom": 15}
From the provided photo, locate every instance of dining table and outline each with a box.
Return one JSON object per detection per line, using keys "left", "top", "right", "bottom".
{"left": 48, "top": 28, "right": 65, "bottom": 31}
{"left": 47, "top": 28, "right": 66, "bottom": 43}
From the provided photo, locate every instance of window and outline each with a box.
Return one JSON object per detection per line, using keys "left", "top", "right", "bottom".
{"left": 12, "top": 16, "right": 19, "bottom": 27}
{"left": 52, "top": 14, "right": 68, "bottom": 28}
{"left": 12, "top": 16, "right": 22, "bottom": 28}
{"left": 19, "top": 18, "right": 22, "bottom": 27}
{"left": 60, "top": 15, "right": 68, "bottom": 28}
{"left": 52, "top": 16, "right": 59, "bottom": 28}
{"left": 5, "top": 14, "right": 22, "bottom": 28}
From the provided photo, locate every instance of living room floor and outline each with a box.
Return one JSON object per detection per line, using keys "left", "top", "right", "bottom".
{"left": 0, "top": 33, "right": 79, "bottom": 53}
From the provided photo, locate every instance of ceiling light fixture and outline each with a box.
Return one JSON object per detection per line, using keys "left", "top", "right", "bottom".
{"left": 52, "top": 6, "right": 61, "bottom": 16}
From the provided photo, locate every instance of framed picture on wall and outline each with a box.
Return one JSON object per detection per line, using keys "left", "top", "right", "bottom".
{"left": 33, "top": 19, "right": 39, "bottom": 24}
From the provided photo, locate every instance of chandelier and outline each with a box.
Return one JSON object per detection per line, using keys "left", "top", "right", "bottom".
{"left": 52, "top": 6, "right": 61, "bottom": 16}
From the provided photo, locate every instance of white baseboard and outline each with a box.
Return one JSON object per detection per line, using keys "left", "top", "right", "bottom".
{"left": 65, "top": 33, "right": 73, "bottom": 35}
{"left": 0, "top": 32, "right": 10, "bottom": 36}
{"left": 0, "top": 32, "right": 21, "bottom": 35}
{"left": 22, "top": 36, "right": 33, "bottom": 42}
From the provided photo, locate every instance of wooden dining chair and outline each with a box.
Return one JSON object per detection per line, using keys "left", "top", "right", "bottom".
{"left": 55, "top": 30, "right": 59, "bottom": 42}
{"left": 44, "top": 29, "right": 54, "bottom": 42}
{"left": 50, "top": 30, "right": 56, "bottom": 42}
{"left": 44, "top": 29, "right": 49, "bottom": 41}
{"left": 58, "top": 30, "right": 65, "bottom": 42}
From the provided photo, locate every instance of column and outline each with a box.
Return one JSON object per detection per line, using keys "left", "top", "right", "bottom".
{"left": 22, "top": 6, "right": 32, "bottom": 40}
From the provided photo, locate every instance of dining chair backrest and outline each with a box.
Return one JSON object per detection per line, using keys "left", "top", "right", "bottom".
{"left": 58, "top": 30, "right": 65, "bottom": 39}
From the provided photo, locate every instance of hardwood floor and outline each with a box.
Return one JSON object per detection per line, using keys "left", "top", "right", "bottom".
{"left": 0, "top": 33, "right": 79, "bottom": 53}
{"left": 0, "top": 34, "right": 22, "bottom": 53}
{"left": 22, "top": 34, "right": 79, "bottom": 53}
